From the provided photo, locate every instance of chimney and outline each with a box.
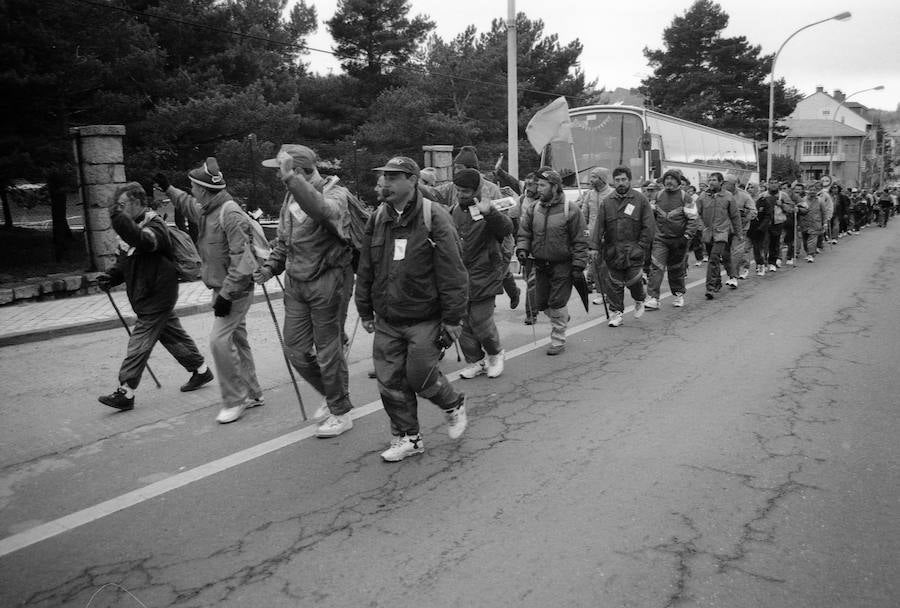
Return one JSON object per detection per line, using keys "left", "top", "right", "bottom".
{"left": 833, "top": 89, "right": 845, "bottom": 102}
{"left": 816, "top": 86, "right": 824, "bottom": 93}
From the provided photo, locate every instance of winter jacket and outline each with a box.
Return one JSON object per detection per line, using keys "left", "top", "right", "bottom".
{"left": 798, "top": 194, "right": 826, "bottom": 234}
{"left": 752, "top": 192, "right": 779, "bottom": 236}
{"left": 580, "top": 184, "right": 614, "bottom": 237}
{"left": 591, "top": 188, "right": 655, "bottom": 270}
{"left": 517, "top": 191, "right": 589, "bottom": 270}
{"left": 732, "top": 188, "right": 758, "bottom": 234}
{"left": 167, "top": 187, "right": 252, "bottom": 300}
{"left": 355, "top": 189, "right": 468, "bottom": 326}
{"left": 261, "top": 173, "right": 351, "bottom": 282}
{"left": 451, "top": 201, "right": 513, "bottom": 302}
{"left": 818, "top": 191, "right": 834, "bottom": 223}
{"left": 651, "top": 189, "right": 700, "bottom": 241}
{"left": 696, "top": 189, "right": 740, "bottom": 243}
{"left": 106, "top": 208, "right": 178, "bottom": 315}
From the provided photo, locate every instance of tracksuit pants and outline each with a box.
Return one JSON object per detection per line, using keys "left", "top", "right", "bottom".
{"left": 210, "top": 289, "right": 262, "bottom": 408}
{"left": 119, "top": 309, "right": 204, "bottom": 389}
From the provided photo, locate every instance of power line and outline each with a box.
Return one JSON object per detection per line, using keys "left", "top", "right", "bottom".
{"left": 67, "top": 0, "right": 587, "bottom": 102}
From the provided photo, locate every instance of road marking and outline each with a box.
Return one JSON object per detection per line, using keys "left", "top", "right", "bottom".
{"left": 0, "top": 275, "right": 711, "bottom": 558}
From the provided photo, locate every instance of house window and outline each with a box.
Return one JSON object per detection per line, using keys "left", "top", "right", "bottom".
{"left": 802, "top": 140, "right": 834, "bottom": 155}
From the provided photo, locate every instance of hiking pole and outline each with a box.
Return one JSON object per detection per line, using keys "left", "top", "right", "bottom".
{"left": 345, "top": 316, "right": 361, "bottom": 359}
{"left": 260, "top": 282, "right": 307, "bottom": 421}
{"left": 596, "top": 258, "right": 610, "bottom": 319}
{"left": 105, "top": 291, "right": 161, "bottom": 389}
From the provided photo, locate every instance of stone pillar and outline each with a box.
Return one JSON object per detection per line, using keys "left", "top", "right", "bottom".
{"left": 422, "top": 145, "right": 454, "bottom": 184}
{"left": 70, "top": 125, "right": 127, "bottom": 271}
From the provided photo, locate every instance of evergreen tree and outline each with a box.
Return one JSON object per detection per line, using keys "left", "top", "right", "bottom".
{"left": 639, "top": 0, "right": 800, "bottom": 138}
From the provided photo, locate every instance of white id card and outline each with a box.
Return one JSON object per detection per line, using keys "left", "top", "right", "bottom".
{"left": 624, "top": 203, "right": 635, "bottom": 216}
{"left": 393, "top": 239, "right": 407, "bottom": 260}
{"left": 469, "top": 205, "right": 484, "bottom": 221}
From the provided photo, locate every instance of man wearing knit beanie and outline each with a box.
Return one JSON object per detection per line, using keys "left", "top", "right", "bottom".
{"left": 449, "top": 168, "right": 513, "bottom": 379}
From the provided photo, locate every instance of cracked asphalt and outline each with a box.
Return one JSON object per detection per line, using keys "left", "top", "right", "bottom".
{"left": 1, "top": 227, "right": 899, "bottom": 607}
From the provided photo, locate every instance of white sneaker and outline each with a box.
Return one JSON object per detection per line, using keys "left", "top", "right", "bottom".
{"left": 694, "top": 260, "right": 703, "bottom": 267}
{"left": 830, "top": 239, "right": 838, "bottom": 245}
{"left": 608, "top": 311, "right": 623, "bottom": 327}
{"left": 806, "top": 255, "right": 815, "bottom": 263}
{"left": 644, "top": 296, "right": 660, "bottom": 310}
{"left": 459, "top": 359, "right": 487, "bottom": 379}
{"left": 786, "top": 258, "right": 795, "bottom": 266}
{"left": 768, "top": 264, "right": 777, "bottom": 272}
{"left": 445, "top": 395, "right": 467, "bottom": 439}
{"left": 485, "top": 350, "right": 505, "bottom": 378}
{"left": 633, "top": 300, "right": 645, "bottom": 318}
{"left": 591, "top": 295, "right": 605, "bottom": 305}
{"left": 216, "top": 402, "right": 247, "bottom": 424}
{"left": 246, "top": 395, "right": 266, "bottom": 409}
{"left": 316, "top": 413, "right": 353, "bottom": 438}
{"left": 312, "top": 399, "right": 329, "bottom": 420}
{"left": 726, "top": 277, "right": 738, "bottom": 289}
{"left": 381, "top": 435, "right": 425, "bottom": 462}
{"left": 739, "top": 268, "right": 750, "bottom": 280}
{"left": 672, "top": 294, "right": 685, "bottom": 308}
{"left": 775, "top": 259, "right": 783, "bottom": 268}
{"left": 756, "top": 267, "right": 766, "bottom": 277}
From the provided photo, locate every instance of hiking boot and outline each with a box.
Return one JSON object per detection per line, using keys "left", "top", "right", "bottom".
{"left": 180, "top": 368, "right": 214, "bottom": 392}
{"left": 644, "top": 297, "right": 660, "bottom": 310}
{"left": 546, "top": 344, "right": 566, "bottom": 355}
{"left": 510, "top": 287, "right": 521, "bottom": 310}
{"left": 445, "top": 395, "right": 468, "bottom": 439}
{"left": 316, "top": 413, "right": 353, "bottom": 438}
{"left": 672, "top": 294, "right": 685, "bottom": 308}
{"left": 705, "top": 292, "right": 714, "bottom": 300}
{"left": 459, "top": 359, "right": 487, "bottom": 379}
{"left": 381, "top": 435, "right": 425, "bottom": 462}
{"left": 215, "top": 402, "right": 247, "bottom": 424}
{"left": 246, "top": 395, "right": 266, "bottom": 409}
{"left": 726, "top": 277, "right": 738, "bottom": 289}
{"left": 486, "top": 350, "right": 505, "bottom": 378}
{"left": 633, "top": 300, "right": 646, "bottom": 318}
{"left": 608, "top": 312, "right": 624, "bottom": 327}
{"left": 98, "top": 387, "right": 134, "bottom": 411}
{"left": 313, "top": 399, "right": 330, "bottom": 420}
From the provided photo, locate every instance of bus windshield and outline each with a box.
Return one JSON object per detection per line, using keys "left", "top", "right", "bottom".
{"left": 544, "top": 111, "right": 645, "bottom": 187}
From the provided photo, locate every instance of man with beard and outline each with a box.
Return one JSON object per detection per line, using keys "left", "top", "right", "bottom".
{"left": 645, "top": 169, "right": 699, "bottom": 310}
{"left": 516, "top": 167, "right": 588, "bottom": 354}
{"left": 450, "top": 168, "right": 513, "bottom": 379}
{"left": 590, "top": 166, "right": 653, "bottom": 327}
{"left": 696, "top": 172, "right": 740, "bottom": 299}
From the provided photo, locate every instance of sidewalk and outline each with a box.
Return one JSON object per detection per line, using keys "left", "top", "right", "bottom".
{"left": 0, "top": 280, "right": 284, "bottom": 347}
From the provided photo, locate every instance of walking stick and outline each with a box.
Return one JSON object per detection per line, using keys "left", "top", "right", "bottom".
{"left": 261, "top": 281, "right": 307, "bottom": 420}
{"left": 345, "top": 315, "right": 361, "bottom": 359}
{"left": 525, "top": 260, "right": 537, "bottom": 344}
{"left": 595, "top": 257, "right": 610, "bottom": 319}
{"left": 105, "top": 291, "right": 161, "bottom": 389}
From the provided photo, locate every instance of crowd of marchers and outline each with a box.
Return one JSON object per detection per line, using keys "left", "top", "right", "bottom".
{"left": 93, "top": 142, "right": 900, "bottom": 463}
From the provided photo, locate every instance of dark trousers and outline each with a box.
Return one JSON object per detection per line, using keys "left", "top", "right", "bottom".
{"left": 534, "top": 260, "right": 573, "bottom": 310}
{"left": 602, "top": 264, "right": 646, "bottom": 313}
{"left": 460, "top": 297, "right": 502, "bottom": 363}
{"left": 119, "top": 309, "right": 204, "bottom": 389}
{"left": 373, "top": 318, "right": 461, "bottom": 437}
{"left": 783, "top": 219, "right": 796, "bottom": 260}
{"left": 704, "top": 240, "right": 728, "bottom": 293}
{"left": 767, "top": 224, "right": 783, "bottom": 265}
{"left": 647, "top": 237, "right": 688, "bottom": 298}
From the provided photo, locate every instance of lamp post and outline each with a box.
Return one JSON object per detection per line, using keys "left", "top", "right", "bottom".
{"left": 767, "top": 11, "right": 851, "bottom": 180}
{"left": 828, "top": 85, "right": 884, "bottom": 179}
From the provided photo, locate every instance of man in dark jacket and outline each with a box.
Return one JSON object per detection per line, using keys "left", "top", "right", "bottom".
{"left": 696, "top": 172, "right": 740, "bottom": 299}
{"left": 751, "top": 178, "right": 779, "bottom": 276}
{"left": 97, "top": 183, "right": 210, "bottom": 411}
{"left": 645, "top": 169, "right": 699, "bottom": 310}
{"left": 516, "top": 167, "right": 589, "bottom": 354}
{"left": 356, "top": 157, "right": 469, "bottom": 462}
{"left": 590, "top": 166, "right": 654, "bottom": 327}
{"left": 451, "top": 168, "right": 513, "bottom": 379}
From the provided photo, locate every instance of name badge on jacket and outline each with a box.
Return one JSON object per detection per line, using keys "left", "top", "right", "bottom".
{"left": 624, "top": 203, "right": 635, "bottom": 216}
{"left": 393, "top": 239, "right": 407, "bottom": 260}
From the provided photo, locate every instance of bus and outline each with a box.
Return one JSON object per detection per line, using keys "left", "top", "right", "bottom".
{"left": 542, "top": 104, "right": 759, "bottom": 199}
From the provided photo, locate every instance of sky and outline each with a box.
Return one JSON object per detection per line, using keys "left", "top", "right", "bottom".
{"left": 295, "top": 0, "right": 900, "bottom": 112}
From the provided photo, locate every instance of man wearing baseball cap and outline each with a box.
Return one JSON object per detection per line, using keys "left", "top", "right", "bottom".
{"left": 516, "top": 166, "right": 589, "bottom": 353}
{"left": 253, "top": 144, "right": 356, "bottom": 438}
{"left": 355, "top": 156, "right": 469, "bottom": 462}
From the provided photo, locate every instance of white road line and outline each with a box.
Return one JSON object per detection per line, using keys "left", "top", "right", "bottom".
{"left": 0, "top": 275, "right": 711, "bottom": 558}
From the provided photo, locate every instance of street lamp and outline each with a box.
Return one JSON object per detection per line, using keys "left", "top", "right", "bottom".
{"left": 767, "top": 11, "right": 851, "bottom": 180}
{"left": 828, "top": 85, "right": 884, "bottom": 178}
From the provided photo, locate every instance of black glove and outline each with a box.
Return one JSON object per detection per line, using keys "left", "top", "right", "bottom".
{"left": 571, "top": 268, "right": 584, "bottom": 282}
{"left": 96, "top": 273, "right": 112, "bottom": 292}
{"left": 516, "top": 249, "right": 528, "bottom": 264}
{"left": 213, "top": 295, "right": 232, "bottom": 317}
{"left": 153, "top": 173, "right": 170, "bottom": 192}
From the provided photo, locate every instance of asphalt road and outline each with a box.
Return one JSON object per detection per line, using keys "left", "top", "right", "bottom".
{"left": 1, "top": 226, "right": 899, "bottom": 607}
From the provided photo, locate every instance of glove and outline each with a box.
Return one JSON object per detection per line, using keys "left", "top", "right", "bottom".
{"left": 213, "top": 295, "right": 232, "bottom": 318}
{"left": 96, "top": 273, "right": 112, "bottom": 292}
{"left": 153, "top": 173, "right": 170, "bottom": 192}
{"left": 252, "top": 267, "right": 274, "bottom": 285}
{"left": 516, "top": 249, "right": 528, "bottom": 264}
{"left": 571, "top": 268, "right": 585, "bottom": 282}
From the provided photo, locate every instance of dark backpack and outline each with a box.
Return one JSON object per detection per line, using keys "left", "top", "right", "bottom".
{"left": 344, "top": 192, "right": 372, "bottom": 251}
{"left": 141, "top": 214, "right": 202, "bottom": 282}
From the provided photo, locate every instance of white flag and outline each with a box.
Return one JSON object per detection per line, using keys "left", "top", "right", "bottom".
{"left": 525, "top": 97, "right": 573, "bottom": 154}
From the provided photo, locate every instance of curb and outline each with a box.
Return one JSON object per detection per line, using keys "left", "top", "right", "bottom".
{"left": 0, "top": 290, "right": 283, "bottom": 348}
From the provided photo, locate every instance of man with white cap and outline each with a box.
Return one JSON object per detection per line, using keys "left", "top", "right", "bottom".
{"left": 157, "top": 158, "right": 264, "bottom": 424}
{"left": 253, "top": 144, "right": 355, "bottom": 438}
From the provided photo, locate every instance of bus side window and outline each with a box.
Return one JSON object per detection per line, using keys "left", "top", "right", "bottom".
{"left": 650, "top": 150, "right": 662, "bottom": 179}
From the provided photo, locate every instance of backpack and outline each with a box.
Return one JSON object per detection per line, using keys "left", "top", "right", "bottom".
{"left": 323, "top": 178, "right": 371, "bottom": 252}
{"left": 140, "top": 213, "right": 202, "bottom": 282}
{"left": 219, "top": 201, "right": 271, "bottom": 273}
